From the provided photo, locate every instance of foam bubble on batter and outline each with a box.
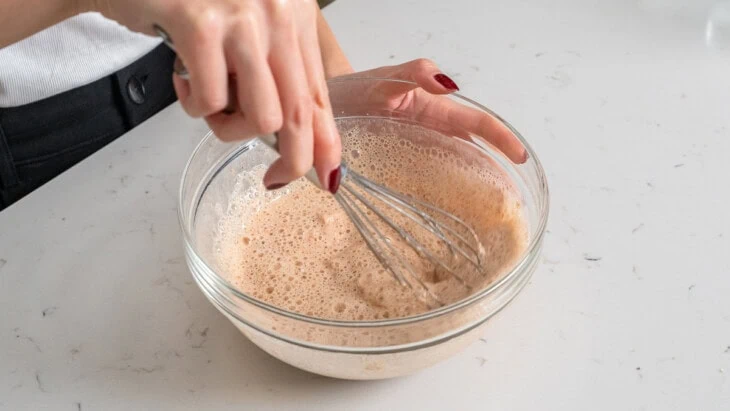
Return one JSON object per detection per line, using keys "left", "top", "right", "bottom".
{"left": 213, "top": 119, "right": 528, "bottom": 321}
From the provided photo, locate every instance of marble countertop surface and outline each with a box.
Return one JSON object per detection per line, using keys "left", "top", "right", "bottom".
{"left": 2, "top": 0, "right": 729, "bottom": 409}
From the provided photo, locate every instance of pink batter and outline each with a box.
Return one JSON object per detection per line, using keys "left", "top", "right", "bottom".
{"left": 214, "top": 119, "right": 528, "bottom": 321}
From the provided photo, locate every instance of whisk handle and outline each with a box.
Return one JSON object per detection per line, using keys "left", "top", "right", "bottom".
{"left": 257, "top": 133, "right": 323, "bottom": 190}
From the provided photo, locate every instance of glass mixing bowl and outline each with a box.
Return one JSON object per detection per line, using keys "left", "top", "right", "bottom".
{"left": 178, "top": 77, "right": 549, "bottom": 380}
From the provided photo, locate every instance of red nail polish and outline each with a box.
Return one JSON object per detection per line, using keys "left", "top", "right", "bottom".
{"left": 328, "top": 167, "right": 342, "bottom": 194}
{"left": 266, "top": 183, "right": 287, "bottom": 191}
{"left": 434, "top": 74, "right": 459, "bottom": 91}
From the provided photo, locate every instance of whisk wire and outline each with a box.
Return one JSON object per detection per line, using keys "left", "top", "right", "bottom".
{"left": 403, "top": 195, "right": 485, "bottom": 268}
{"left": 347, "top": 177, "right": 471, "bottom": 288}
{"left": 334, "top": 193, "right": 408, "bottom": 287}
{"left": 339, "top": 181, "right": 445, "bottom": 307}
{"left": 349, "top": 170, "right": 482, "bottom": 278}
{"left": 349, "top": 171, "right": 481, "bottom": 266}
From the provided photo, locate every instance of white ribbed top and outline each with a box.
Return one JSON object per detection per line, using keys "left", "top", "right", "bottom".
{"left": 0, "top": 13, "right": 161, "bottom": 108}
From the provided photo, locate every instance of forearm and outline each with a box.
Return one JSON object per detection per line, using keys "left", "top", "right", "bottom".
{"left": 317, "top": 9, "right": 352, "bottom": 78}
{"left": 0, "top": 0, "right": 90, "bottom": 48}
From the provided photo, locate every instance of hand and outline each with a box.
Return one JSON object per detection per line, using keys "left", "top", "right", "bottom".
{"left": 330, "top": 59, "right": 528, "bottom": 164}
{"left": 89, "top": 0, "right": 341, "bottom": 190}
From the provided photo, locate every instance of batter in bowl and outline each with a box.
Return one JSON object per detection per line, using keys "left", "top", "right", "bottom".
{"left": 213, "top": 119, "right": 528, "bottom": 321}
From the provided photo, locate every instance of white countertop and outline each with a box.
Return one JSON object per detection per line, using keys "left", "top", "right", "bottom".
{"left": 2, "top": 0, "right": 730, "bottom": 409}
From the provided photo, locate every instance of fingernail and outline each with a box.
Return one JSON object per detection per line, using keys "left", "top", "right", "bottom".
{"left": 434, "top": 74, "right": 459, "bottom": 91}
{"left": 266, "top": 183, "right": 288, "bottom": 191}
{"left": 328, "top": 167, "right": 342, "bottom": 194}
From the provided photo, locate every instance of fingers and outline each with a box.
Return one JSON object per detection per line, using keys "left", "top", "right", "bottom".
{"left": 262, "top": 5, "right": 314, "bottom": 189}
{"left": 166, "top": 2, "right": 340, "bottom": 190}
{"left": 206, "top": 22, "right": 283, "bottom": 142}
{"left": 392, "top": 59, "right": 526, "bottom": 163}
{"left": 444, "top": 100, "right": 527, "bottom": 163}
{"left": 230, "top": 23, "right": 283, "bottom": 136}
{"left": 297, "top": 2, "right": 341, "bottom": 190}
{"left": 169, "top": 10, "right": 229, "bottom": 118}
{"left": 346, "top": 58, "right": 526, "bottom": 163}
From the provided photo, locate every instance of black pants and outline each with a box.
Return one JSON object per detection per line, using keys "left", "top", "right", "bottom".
{"left": 0, "top": 44, "right": 177, "bottom": 211}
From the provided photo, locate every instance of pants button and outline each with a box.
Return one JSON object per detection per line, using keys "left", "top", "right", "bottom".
{"left": 127, "top": 76, "right": 146, "bottom": 105}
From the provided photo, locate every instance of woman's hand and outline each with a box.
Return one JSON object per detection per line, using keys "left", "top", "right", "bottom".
{"left": 330, "top": 59, "right": 528, "bottom": 164}
{"left": 90, "top": 0, "right": 342, "bottom": 191}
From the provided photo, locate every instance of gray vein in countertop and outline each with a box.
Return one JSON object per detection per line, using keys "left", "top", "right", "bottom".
{"left": 571, "top": 311, "right": 597, "bottom": 319}
{"left": 185, "top": 324, "right": 210, "bottom": 349}
{"left": 164, "top": 256, "right": 184, "bottom": 265}
{"left": 41, "top": 306, "right": 58, "bottom": 317}
{"left": 99, "top": 364, "right": 165, "bottom": 374}
{"left": 546, "top": 70, "right": 573, "bottom": 89}
{"left": 153, "top": 349, "right": 183, "bottom": 360}
{"left": 153, "top": 275, "right": 191, "bottom": 309}
{"left": 160, "top": 180, "right": 176, "bottom": 199}
{"left": 35, "top": 371, "right": 46, "bottom": 392}
{"left": 655, "top": 357, "right": 676, "bottom": 365}
{"left": 14, "top": 328, "right": 42, "bottom": 352}
{"left": 417, "top": 31, "right": 432, "bottom": 46}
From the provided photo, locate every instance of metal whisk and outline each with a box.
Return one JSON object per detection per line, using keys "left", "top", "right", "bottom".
{"left": 258, "top": 135, "right": 486, "bottom": 307}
